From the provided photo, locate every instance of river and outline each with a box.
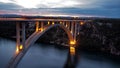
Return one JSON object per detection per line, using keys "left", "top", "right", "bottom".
{"left": 0, "top": 37, "right": 120, "bottom": 68}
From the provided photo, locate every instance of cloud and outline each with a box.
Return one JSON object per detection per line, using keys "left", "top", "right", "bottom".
{"left": 0, "top": 2, "right": 22, "bottom": 10}
{"left": 0, "top": 0, "right": 120, "bottom": 18}
{"left": 0, "top": 0, "right": 95, "bottom": 8}
{"left": 0, "top": 0, "right": 120, "bottom": 9}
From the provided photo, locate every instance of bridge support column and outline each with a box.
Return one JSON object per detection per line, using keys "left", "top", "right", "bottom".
{"left": 41, "top": 22, "right": 44, "bottom": 31}
{"left": 21, "top": 22, "right": 26, "bottom": 49}
{"left": 62, "top": 21, "right": 65, "bottom": 25}
{"left": 41, "top": 22, "right": 43, "bottom": 28}
{"left": 16, "top": 22, "right": 20, "bottom": 53}
{"left": 74, "top": 22, "right": 77, "bottom": 42}
{"left": 71, "top": 21, "right": 74, "bottom": 35}
{"left": 67, "top": 22, "right": 70, "bottom": 30}
{"left": 77, "top": 23, "right": 80, "bottom": 35}
{"left": 36, "top": 21, "right": 39, "bottom": 32}
{"left": 65, "top": 22, "right": 68, "bottom": 28}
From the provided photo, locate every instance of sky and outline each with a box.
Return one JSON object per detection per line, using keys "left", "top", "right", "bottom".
{"left": 0, "top": 0, "right": 120, "bottom": 18}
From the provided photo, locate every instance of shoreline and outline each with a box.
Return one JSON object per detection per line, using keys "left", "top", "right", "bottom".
{"left": 0, "top": 36, "right": 120, "bottom": 61}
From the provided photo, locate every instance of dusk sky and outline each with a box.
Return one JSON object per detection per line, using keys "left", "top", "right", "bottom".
{"left": 0, "top": 0, "right": 120, "bottom": 18}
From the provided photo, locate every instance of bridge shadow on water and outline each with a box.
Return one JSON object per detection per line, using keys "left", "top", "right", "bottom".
{"left": 64, "top": 48, "right": 80, "bottom": 68}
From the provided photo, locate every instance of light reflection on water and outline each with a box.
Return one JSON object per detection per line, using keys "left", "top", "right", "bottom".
{"left": 0, "top": 37, "right": 120, "bottom": 68}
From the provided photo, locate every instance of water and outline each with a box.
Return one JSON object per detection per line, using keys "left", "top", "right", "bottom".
{"left": 0, "top": 37, "right": 120, "bottom": 68}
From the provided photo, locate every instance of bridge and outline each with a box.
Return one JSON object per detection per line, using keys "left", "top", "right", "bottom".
{"left": 0, "top": 17, "right": 91, "bottom": 68}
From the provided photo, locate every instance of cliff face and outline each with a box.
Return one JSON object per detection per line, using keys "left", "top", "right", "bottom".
{"left": 0, "top": 22, "right": 16, "bottom": 37}
{"left": 77, "top": 19, "right": 120, "bottom": 56}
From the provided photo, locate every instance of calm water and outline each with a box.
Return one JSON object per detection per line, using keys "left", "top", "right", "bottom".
{"left": 0, "top": 37, "right": 120, "bottom": 68}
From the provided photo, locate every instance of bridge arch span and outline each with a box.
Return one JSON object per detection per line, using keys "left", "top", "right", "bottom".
{"left": 8, "top": 24, "right": 75, "bottom": 68}
{"left": 25, "top": 24, "right": 74, "bottom": 48}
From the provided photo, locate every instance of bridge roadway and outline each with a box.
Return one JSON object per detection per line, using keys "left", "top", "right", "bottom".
{"left": 7, "top": 24, "right": 73, "bottom": 68}
{"left": 0, "top": 18, "right": 90, "bottom": 22}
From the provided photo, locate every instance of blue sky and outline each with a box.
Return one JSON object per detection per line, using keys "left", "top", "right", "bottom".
{"left": 0, "top": 0, "right": 120, "bottom": 18}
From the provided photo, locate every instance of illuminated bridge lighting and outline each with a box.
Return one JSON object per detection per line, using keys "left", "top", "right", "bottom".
{"left": 52, "top": 22, "right": 54, "bottom": 25}
{"left": 16, "top": 46, "right": 19, "bottom": 54}
{"left": 48, "top": 21, "right": 50, "bottom": 25}
{"left": 70, "top": 31, "right": 73, "bottom": 34}
{"left": 60, "top": 22, "right": 62, "bottom": 24}
{"left": 80, "top": 22, "right": 84, "bottom": 25}
{"left": 66, "top": 24, "right": 68, "bottom": 27}
{"left": 70, "top": 40, "right": 76, "bottom": 45}
{"left": 70, "top": 46, "right": 75, "bottom": 55}
{"left": 39, "top": 28, "right": 44, "bottom": 31}
{"left": 19, "top": 44, "right": 23, "bottom": 50}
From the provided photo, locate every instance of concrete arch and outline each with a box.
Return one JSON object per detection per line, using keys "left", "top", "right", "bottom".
{"left": 25, "top": 24, "right": 74, "bottom": 48}
{"left": 7, "top": 24, "right": 75, "bottom": 68}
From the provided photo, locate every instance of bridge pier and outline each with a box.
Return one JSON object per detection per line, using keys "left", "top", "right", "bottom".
{"left": 67, "top": 22, "right": 70, "bottom": 30}
{"left": 52, "top": 21, "right": 55, "bottom": 25}
{"left": 21, "top": 22, "right": 26, "bottom": 49}
{"left": 77, "top": 23, "right": 80, "bottom": 35}
{"left": 71, "top": 21, "right": 74, "bottom": 35}
{"left": 16, "top": 22, "right": 26, "bottom": 52}
{"left": 36, "top": 21, "right": 39, "bottom": 32}
{"left": 16, "top": 22, "right": 20, "bottom": 53}
{"left": 41, "top": 21, "right": 44, "bottom": 31}
{"left": 41, "top": 21, "right": 43, "bottom": 28}
{"left": 74, "top": 22, "right": 77, "bottom": 42}
{"left": 62, "top": 21, "right": 65, "bottom": 26}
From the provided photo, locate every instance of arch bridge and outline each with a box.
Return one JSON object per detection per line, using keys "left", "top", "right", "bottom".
{"left": 0, "top": 17, "right": 91, "bottom": 68}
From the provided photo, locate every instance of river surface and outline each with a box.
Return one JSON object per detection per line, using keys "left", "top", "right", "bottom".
{"left": 0, "top": 37, "right": 120, "bottom": 68}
